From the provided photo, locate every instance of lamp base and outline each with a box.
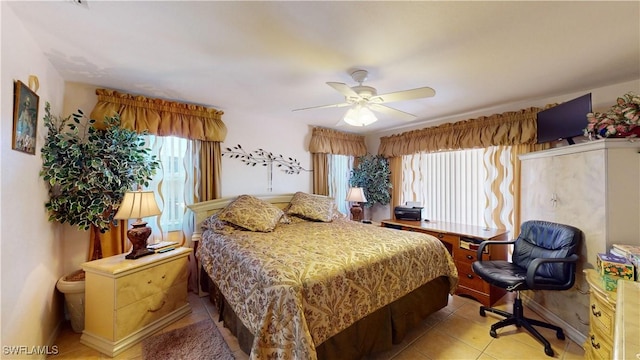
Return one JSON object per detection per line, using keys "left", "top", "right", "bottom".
{"left": 125, "top": 222, "right": 154, "bottom": 260}
{"left": 350, "top": 204, "right": 364, "bottom": 222}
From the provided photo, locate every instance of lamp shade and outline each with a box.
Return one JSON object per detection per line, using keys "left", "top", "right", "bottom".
{"left": 343, "top": 105, "right": 378, "bottom": 127}
{"left": 114, "top": 190, "right": 161, "bottom": 220}
{"left": 346, "top": 187, "right": 367, "bottom": 203}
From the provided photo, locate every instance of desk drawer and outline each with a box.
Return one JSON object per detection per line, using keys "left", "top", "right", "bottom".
{"left": 456, "top": 261, "right": 489, "bottom": 294}
{"left": 424, "top": 231, "right": 458, "bottom": 245}
{"left": 453, "top": 245, "right": 490, "bottom": 264}
{"left": 115, "top": 281, "right": 187, "bottom": 340}
{"left": 116, "top": 257, "right": 188, "bottom": 309}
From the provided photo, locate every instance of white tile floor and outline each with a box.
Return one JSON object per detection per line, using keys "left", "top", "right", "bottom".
{"left": 50, "top": 292, "right": 586, "bottom": 359}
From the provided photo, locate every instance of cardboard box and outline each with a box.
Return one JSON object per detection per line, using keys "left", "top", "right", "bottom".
{"left": 596, "top": 253, "right": 634, "bottom": 280}
{"left": 602, "top": 274, "right": 620, "bottom": 292}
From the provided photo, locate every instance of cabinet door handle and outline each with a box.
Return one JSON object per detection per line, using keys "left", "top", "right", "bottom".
{"left": 148, "top": 300, "right": 166, "bottom": 313}
{"left": 438, "top": 234, "right": 444, "bottom": 239}
{"left": 466, "top": 274, "right": 474, "bottom": 279}
{"left": 591, "top": 304, "right": 601, "bottom": 317}
{"left": 466, "top": 255, "right": 473, "bottom": 260}
{"left": 590, "top": 335, "right": 600, "bottom": 349}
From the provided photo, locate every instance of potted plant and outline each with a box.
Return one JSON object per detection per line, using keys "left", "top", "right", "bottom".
{"left": 40, "top": 102, "right": 159, "bottom": 332}
{"left": 349, "top": 154, "right": 392, "bottom": 215}
{"left": 584, "top": 91, "right": 640, "bottom": 138}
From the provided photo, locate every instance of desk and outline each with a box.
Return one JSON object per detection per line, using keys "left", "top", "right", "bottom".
{"left": 381, "top": 219, "right": 509, "bottom": 306}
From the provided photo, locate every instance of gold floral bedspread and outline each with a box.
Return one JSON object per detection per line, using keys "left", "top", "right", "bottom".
{"left": 197, "top": 217, "right": 458, "bottom": 360}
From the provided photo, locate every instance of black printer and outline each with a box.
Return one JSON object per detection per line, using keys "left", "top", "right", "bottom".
{"left": 394, "top": 206, "right": 423, "bottom": 221}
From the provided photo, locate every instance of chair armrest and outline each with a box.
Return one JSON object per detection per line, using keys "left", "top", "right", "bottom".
{"left": 476, "top": 239, "right": 516, "bottom": 260}
{"left": 525, "top": 254, "right": 579, "bottom": 289}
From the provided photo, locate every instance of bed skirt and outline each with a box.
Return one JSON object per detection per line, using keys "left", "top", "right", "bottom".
{"left": 205, "top": 271, "right": 450, "bottom": 359}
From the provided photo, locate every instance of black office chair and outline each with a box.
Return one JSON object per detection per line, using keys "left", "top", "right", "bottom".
{"left": 471, "top": 220, "right": 581, "bottom": 357}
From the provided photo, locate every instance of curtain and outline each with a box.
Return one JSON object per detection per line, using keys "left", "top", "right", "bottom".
{"left": 378, "top": 107, "right": 541, "bottom": 157}
{"left": 309, "top": 127, "right": 367, "bottom": 195}
{"left": 313, "top": 153, "right": 329, "bottom": 195}
{"left": 90, "top": 89, "right": 226, "bottom": 141}
{"left": 309, "top": 127, "right": 368, "bottom": 156}
{"left": 199, "top": 141, "right": 222, "bottom": 200}
{"left": 388, "top": 157, "right": 402, "bottom": 220}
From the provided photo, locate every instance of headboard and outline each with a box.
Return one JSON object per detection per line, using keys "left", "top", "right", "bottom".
{"left": 187, "top": 193, "right": 295, "bottom": 242}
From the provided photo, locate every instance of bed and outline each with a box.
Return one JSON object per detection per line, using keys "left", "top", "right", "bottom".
{"left": 188, "top": 192, "right": 458, "bottom": 360}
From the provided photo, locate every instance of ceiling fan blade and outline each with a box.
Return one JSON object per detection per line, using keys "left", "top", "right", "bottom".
{"left": 370, "top": 87, "right": 435, "bottom": 104}
{"left": 369, "top": 104, "right": 416, "bottom": 121}
{"left": 292, "top": 102, "right": 350, "bottom": 112}
{"left": 327, "top": 82, "right": 359, "bottom": 98}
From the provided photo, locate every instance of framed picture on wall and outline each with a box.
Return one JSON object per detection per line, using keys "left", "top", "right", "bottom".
{"left": 12, "top": 80, "right": 39, "bottom": 155}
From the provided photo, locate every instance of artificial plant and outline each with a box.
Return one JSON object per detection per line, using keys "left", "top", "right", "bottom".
{"left": 40, "top": 102, "right": 159, "bottom": 259}
{"left": 349, "top": 154, "right": 392, "bottom": 208}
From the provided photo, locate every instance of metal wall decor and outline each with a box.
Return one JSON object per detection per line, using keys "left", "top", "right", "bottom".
{"left": 222, "top": 144, "right": 311, "bottom": 191}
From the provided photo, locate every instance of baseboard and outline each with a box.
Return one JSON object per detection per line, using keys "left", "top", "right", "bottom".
{"left": 521, "top": 293, "right": 587, "bottom": 346}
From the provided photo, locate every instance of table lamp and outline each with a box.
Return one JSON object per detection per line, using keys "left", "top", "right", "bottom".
{"left": 114, "top": 189, "right": 161, "bottom": 259}
{"left": 346, "top": 187, "right": 367, "bottom": 222}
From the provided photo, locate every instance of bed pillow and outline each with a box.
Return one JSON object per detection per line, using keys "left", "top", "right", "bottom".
{"left": 201, "top": 214, "right": 245, "bottom": 234}
{"left": 286, "top": 192, "right": 335, "bottom": 222}
{"left": 217, "top": 194, "right": 284, "bottom": 232}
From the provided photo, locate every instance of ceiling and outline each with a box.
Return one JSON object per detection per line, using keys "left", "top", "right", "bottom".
{"left": 7, "top": 1, "right": 640, "bottom": 134}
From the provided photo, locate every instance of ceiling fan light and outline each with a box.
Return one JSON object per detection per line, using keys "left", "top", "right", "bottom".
{"left": 344, "top": 105, "right": 377, "bottom": 126}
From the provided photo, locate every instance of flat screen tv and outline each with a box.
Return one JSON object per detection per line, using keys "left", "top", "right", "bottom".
{"left": 537, "top": 93, "right": 592, "bottom": 145}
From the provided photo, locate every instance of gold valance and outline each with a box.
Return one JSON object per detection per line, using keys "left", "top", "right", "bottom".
{"left": 309, "top": 127, "right": 367, "bottom": 156}
{"left": 378, "top": 107, "right": 542, "bottom": 157}
{"left": 90, "top": 89, "right": 227, "bottom": 142}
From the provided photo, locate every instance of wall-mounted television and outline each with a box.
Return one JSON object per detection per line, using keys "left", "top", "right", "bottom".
{"left": 537, "top": 93, "right": 592, "bottom": 145}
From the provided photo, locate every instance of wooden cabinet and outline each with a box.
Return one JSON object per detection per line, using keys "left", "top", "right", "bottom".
{"left": 80, "top": 247, "right": 192, "bottom": 357}
{"left": 381, "top": 219, "right": 509, "bottom": 307}
{"left": 583, "top": 269, "right": 616, "bottom": 360}
{"left": 520, "top": 139, "right": 640, "bottom": 338}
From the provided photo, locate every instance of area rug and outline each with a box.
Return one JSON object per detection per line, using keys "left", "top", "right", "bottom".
{"left": 142, "top": 319, "right": 235, "bottom": 359}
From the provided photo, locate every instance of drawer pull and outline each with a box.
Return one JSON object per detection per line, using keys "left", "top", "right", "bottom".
{"left": 466, "top": 274, "right": 474, "bottom": 279}
{"left": 590, "top": 335, "right": 600, "bottom": 349}
{"left": 147, "top": 280, "right": 152, "bottom": 284}
{"left": 591, "top": 304, "right": 601, "bottom": 317}
{"left": 466, "top": 255, "right": 473, "bottom": 260}
{"left": 162, "top": 274, "right": 166, "bottom": 279}
{"left": 438, "top": 234, "right": 444, "bottom": 239}
{"left": 148, "top": 300, "right": 166, "bottom": 313}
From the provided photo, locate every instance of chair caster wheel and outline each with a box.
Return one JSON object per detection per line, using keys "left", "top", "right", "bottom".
{"left": 489, "top": 329, "right": 497, "bottom": 338}
{"left": 479, "top": 308, "right": 486, "bottom": 317}
{"left": 544, "top": 346, "right": 554, "bottom": 357}
{"left": 556, "top": 331, "right": 565, "bottom": 340}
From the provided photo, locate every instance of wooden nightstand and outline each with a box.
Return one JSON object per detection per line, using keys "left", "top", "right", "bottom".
{"left": 80, "top": 247, "right": 192, "bottom": 357}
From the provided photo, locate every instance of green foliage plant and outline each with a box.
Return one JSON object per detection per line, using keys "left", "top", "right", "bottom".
{"left": 349, "top": 154, "right": 392, "bottom": 208}
{"left": 40, "top": 102, "right": 159, "bottom": 233}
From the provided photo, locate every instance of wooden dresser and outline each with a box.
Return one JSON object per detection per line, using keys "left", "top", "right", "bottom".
{"left": 584, "top": 269, "right": 617, "bottom": 360}
{"left": 381, "top": 219, "right": 509, "bottom": 306}
{"left": 81, "top": 247, "right": 192, "bottom": 357}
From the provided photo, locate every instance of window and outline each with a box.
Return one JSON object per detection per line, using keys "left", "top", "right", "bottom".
{"left": 327, "top": 154, "right": 354, "bottom": 215}
{"left": 145, "top": 135, "right": 190, "bottom": 241}
{"left": 402, "top": 149, "right": 486, "bottom": 226}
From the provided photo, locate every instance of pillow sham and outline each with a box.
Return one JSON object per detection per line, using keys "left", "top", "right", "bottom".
{"left": 201, "top": 214, "right": 244, "bottom": 234}
{"left": 217, "top": 194, "right": 284, "bottom": 232}
{"left": 286, "top": 192, "right": 335, "bottom": 222}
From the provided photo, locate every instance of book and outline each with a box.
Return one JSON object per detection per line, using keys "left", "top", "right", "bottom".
{"left": 612, "top": 244, "right": 640, "bottom": 256}
{"left": 147, "top": 241, "right": 178, "bottom": 250}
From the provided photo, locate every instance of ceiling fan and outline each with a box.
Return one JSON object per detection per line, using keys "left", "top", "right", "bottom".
{"left": 293, "top": 69, "right": 436, "bottom": 126}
